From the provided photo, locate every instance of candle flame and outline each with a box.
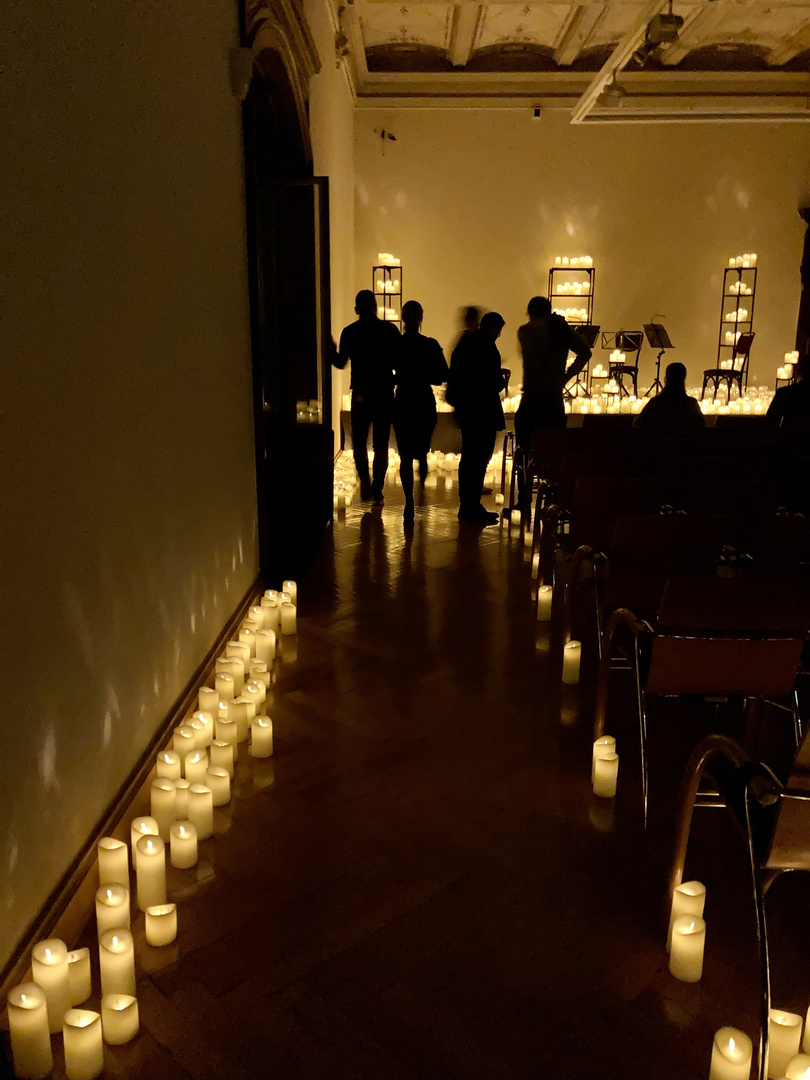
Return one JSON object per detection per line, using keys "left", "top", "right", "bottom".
{"left": 729, "top": 1038, "right": 735, "bottom": 1053}
{"left": 106, "top": 889, "right": 112, "bottom": 899}
{"left": 20, "top": 994, "right": 26, "bottom": 1003}
{"left": 112, "top": 936, "right": 118, "bottom": 947}
{"left": 44, "top": 949, "right": 51, "bottom": 960}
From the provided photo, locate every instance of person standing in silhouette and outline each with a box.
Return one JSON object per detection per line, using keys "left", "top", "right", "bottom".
{"left": 334, "top": 290, "right": 401, "bottom": 505}
{"left": 446, "top": 311, "right": 506, "bottom": 525}
{"left": 393, "top": 300, "right": 449, "bottom": 521}
{"left": 635, "top": 362, "right": 705, "bottom": 432}
{"left": 767, "top": 354, "right": 810, "bottom": 424}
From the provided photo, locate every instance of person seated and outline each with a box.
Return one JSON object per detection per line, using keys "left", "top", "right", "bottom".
{"left": 767, "top": 354, "right": 810, "bottom": 425}
{"left": 635, "top": 362, "right": 705, "bottom": 433}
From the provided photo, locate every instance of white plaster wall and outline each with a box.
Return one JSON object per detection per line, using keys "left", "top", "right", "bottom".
{"left": 0, "top": 0, "right": 256, "bottom": 969}
{"left": 354, "top": 109, "right": 810, "bottom": 387}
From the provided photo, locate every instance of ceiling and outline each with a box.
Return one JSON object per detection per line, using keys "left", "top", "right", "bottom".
{"left": 338, "top": 0, "right": 810, "bottom": 120}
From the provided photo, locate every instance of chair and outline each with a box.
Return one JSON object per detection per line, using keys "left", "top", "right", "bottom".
{"left": 701, "top": 332, "right": 755, "bottom": 402}
{"left": 608, "top": 330, "right": 644, "bottom": 398}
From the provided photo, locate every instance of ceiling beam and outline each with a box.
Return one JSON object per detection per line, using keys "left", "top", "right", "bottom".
{"left": 346, "top": 0, "right": 369, "bottom": 88}
{"left": 767, "top": 18, "right": 810, "bottom": 65}
{"left": 553, "top": 3, "right": 606, "bottom": 67}
{"left": 448, "top": 4, "right": 483, "bottom": 67}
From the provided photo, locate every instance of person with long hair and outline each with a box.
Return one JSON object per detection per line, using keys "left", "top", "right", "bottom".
{"left": 635, "top": 362, "right": 704, "bottom": 432}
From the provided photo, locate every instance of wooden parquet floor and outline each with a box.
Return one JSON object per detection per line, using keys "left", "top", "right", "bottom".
{"left": 7, "top": 474, "right": 810, "bottom": 1079}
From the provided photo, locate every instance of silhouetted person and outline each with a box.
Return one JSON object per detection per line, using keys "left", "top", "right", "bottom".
{"left": 334, "top": 290, "right": 400, "bottom": 505}
{"left": 393, "top": 300, "right": 449, "bottom": 521}
{"left": 635, "top": 362, "right": 705, "bottom": 432}
{"left": 767, "top": 354, "right": 810, "bottom": 425}
{"left": 446, "top": 312, "right": 506, "bottom": 525}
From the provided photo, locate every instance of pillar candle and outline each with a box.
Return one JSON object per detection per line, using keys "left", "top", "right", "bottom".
{"left": 193, "top": 709, "right": 215, "bottom": 745}
{"left": 669, "top": 915, "right": 705, "bottom": 983}
{"left": 243, "top": 617, "right": 262, "bottom": 635}
{"left": 63, "top": 1009, "right": 103, "bottom": 1080}
{"left": 101, "top": 994, "right": 139, "bottom": 1045}
{"left": 150, "top": 777, "right": 177, "bottom": 838}
{"left": 228, "top": 697, "right": 251, "bottom": 741}
{"left": 214, "top": 671, "right": 235, "bottom": 701}
{"left": 668, "top": 880, "right": 706, "bottom": 950}
{"left": 186, "top": 716, "right": 206, "bottom": 749}
{"left": 282, "top": 579, "right": 297, "bottom": 604}
{"left": 248, "top": 660, "right": 271, "bottom": 687}
{"left": 188, "top": 784, "right": 214, "bottom": 839}
{"left": 174, "top": 778, "right": 190, "bottom": 817}
{"left": 280, "top": 601, "right": 297, "bottom": 635}
{"left": 225, "top": 639, "right": 251, "bottom": 668}
{"left": 217, "top": 655, "right": 244, "bottom": 694}
{"left": 135, "top": 835, "right": 166, "bottom": 911}
{"left": 31, "top": 938, "right": 70, "bottom": 1033}
{"left": 156, "top": 750, "right": 181, "bottom": 780}
{"left": 172, "top": 724, "right": 196, "bottom": 757}
{"left": 95, "top": 883, "right": 130, "bottom": 937}
{"left": 562, "top": 640, "right": 581, "bottom": 684}
{"left": 7, "top": 982, "right": 52, "bottom": 1079}
{"left": 130, "top": 817, "right": 158, "bottom": 871}
{"left": 184, "top": 749, "right": 208, "bottom": 785}
{"left": 145, "top": 903, "right": 177, "bottom": 946}
{"left": 592, "top": 736, "right": 616, "bottom": 780}
{"left": 769, "top": 1011, "right": 803, "bottom": 1079}
{"left": 206, "top": 765, "right": 231, "bottom": 806}
{"left": 243, "top": 682, "right": 265, "bottom": 713}
{"left": 255, "top": 629, "right": 277, "bottom": 665}
{"left": 238, "top": 627, "right": 257, "bottom": 657}
{"left": 170, "top": 820, "right": 198, "bottom": 868}
{"left": 264, "top": 588, "right": 279, "bottom": 601}
{"left": 593, "top": 754, "right": 618, "bottom": 798}
{"left": 510, "top": 510, "right": 521, "bottom": 526}
{"left": 261, "top": 599, "right": 280, "bottom": 634}
{"left": 216, "top": 715, "right": 239, "bottom": 759}
{"left": 97, "top": 837, "right": 128, "bottom": 886}
{"left": 536, "top": 585, "right": 553, "bottom": 621}
{"left": 251, "top": 715, "right": 274, "bottom": 758}
{"left": 709, "top": 1028, "right": 753, "bottom": 1080}
{"left": 802, "top": 1005, "right": 810, "bottom": 1053}
{"left": 199, "top": 684, "right": 219, "bottom": 717}
{"left": 98, "top": 929, "right": 135, "bottom": 997}
{"left": 786, "top": 1055, "right": 810, "bottom": 1079}
{"left": 67, "top": 948, "right": 92, "bottom": 1006}
{"left": 249, "top": 604, "right": 266, "bottom": 628}
{"left": 210, "top": 739, "right": 234, "bottom": 777}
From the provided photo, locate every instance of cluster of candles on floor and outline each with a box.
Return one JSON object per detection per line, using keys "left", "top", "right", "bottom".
{"left": 333, "top": 448, "right": 510, "bottom": 507}
{"left": 5, "top": 583, "right": 298, "bottom": 1079}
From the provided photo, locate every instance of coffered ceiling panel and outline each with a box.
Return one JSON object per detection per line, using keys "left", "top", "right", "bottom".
{"left": 476, "top": 3, "right": 572, "bottom": 49}
{"left": 360, "top": 3, "right": 454, "bottom": 49}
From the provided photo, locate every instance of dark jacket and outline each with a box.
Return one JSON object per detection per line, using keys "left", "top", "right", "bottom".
{"left": 634, "top": 388, "right": 705, "bottom": 433}
{"left": 518, "top": 314, "right": 591, "bottom": 398}
{"left": 766, "top": 380, "right": 810, "bottom": 425}
{"left": 446, "top": 329, "right": 506, "bottom": 430}
{"left": 335, "top": 315, "right": 400, "bottom": 398}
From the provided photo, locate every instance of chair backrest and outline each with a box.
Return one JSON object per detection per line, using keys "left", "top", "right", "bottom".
{"left": 766, "top": 726, "right": 810, "bottom": 869}
{"left": 733, "top": 332, "right": 755, "bottom": 360}
{"left": 610, "top": 514, "right": 728, "bottom": 565}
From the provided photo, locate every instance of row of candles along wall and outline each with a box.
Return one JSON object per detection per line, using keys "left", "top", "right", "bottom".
{"left": 5, "top": 582, "right": 299, "bottom": 1080}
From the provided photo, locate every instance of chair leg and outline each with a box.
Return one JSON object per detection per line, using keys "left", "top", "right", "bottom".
{"left": 792, "top": 687, "right": 802, "bottom": 747}
{"left": 743, "top": 787, "right": 772, "bottom": 1080}
{"left": 636, "top": 662, "right": 650, "bottom": 828}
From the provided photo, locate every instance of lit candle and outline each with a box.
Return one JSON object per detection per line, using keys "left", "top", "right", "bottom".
{"left": 150, "top": 777, "right": 177, "bottom": 838}
{"left": 786, "top": 1055, "right": 810, "bottom": 1079}
{"left": 536, "top": 585, "right": 553, "bottom": 621}
{"left": 217, "top": 655, "right": 244, "bottom": 694}
{"left": 31, "top": 938, "right": 71, "bottom": 1032}
{"left": 228, "top": 696, "right": 251, "bottom": 740}
{"left": 593, "top": 754, "right": 618, "bottom": 798}
{"left": 248, "top": 660, "right": 271, "bottom": 687}
{"left": 130, "top": 816, "right": 158, "bottom": 871}
{"left": 97, "top": 837, "right": 128, "bottom": 886}
{"left": 184, "top": 716, "right": 205, "bottom": 749}
{"left": 135, "top": 835, "right": 166, "bottom": 912}
{"left": 193, "top": 709, "right": 214, "bottom": 745}
{"left": 170, "top": 820, "right": 198, "bottom": 868}
{"left": 283, "top": 579, "right": 298, "bottom": 604}
{"left": 214, "top": 671, "right": 235, "bottom": 701}
{"left": 280, "top": 601, "right": 297, "bottom": 635}
{"left": 243, "top": 681, "right": 265, "bottom": 714}
{"left": 156, "top": 749, "right": 181, "bottom": 780}
{"left": 249, "top": 603, "right": 266, "bottom": 627}
{"left": 63, "top": 1009, "right": 103, "bottom": 1080}
{"left": 98, "top": 929, "right": 135, "bottom": 997}
{"left": 210, "top": 739, "right": 235, "bottom": 777}
{"left": 728, "top": 257, "right": 736, "bottom": 267}
{"left": 250, "top": 714, "right": 274, "bottom": 757}
{"left": 184, "top": 749, "right": 208, "bottom": 785}
{"left": 709, "top": 1027, "right": 753, "bottom": 1080}
{"left": 255, "top": 629, "right": 277, "bottom": 665}
{"left": 206, "top": 765, "right": 231, "bottom": 806}
{"left": 770, "top": 1011, "right": 803, "bottom": 1078}
{"left": 238, "top": 627, "right": 257, "bottom": 657}
{"left": 7, "top": 983, "right": 52, "bottom": 1079}
{"left": 174, "top": 777, "right": 190, "bottom": 817}
{"left": 592, "top": 736, "right": 616, "bottom": 780}
{"left": 145, "top": 903, "right": 177, "bottom": 946}
{"left": 562, "top": 640, "right": 581, "bottom": 684}
{"left": 95, "top": 883, "right": 130, "bottom": 937}
{"left": 668, "top": 880, "right": 706, "bottom": 950}
{"left": 67, "top": 948, "right": 92, "bottom": 1006}
{"left": 101, "top": 994, "right": 139, "bottom": 1045}
{"left": 199, "top": 684, "right": 219, "bottom": 716}
{"left": 225, "top": 638, "right": 251, "bottom": 667}
{"left": 669, "top": 915, "right": 705, "bottom": 982}
{"left": 750, "top": 253, "right": 757, "bottom": 266}
{"left": 216, "top": 714, "right": 239, "bottom": 759}
{"left": 188, "top": 783, "right": 214, "bottom": 839}
{"left": 260, "top": 598, "right": 279, "bottom": 634}
{"left": 172, "top": 725, "right": 196, "bottom": 756}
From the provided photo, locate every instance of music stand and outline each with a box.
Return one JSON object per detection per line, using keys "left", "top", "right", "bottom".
{"left": 643, "top": 323, "right": 674, "bottom": 397}
{"left": 564, "top": 324, "right": 600, "bottom": 400}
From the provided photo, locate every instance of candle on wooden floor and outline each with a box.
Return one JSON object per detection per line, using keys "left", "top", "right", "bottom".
{"left": 101, "top": 994, "right": 139, "bottom": 1045}
{"left": 255, "top": 629, "right": 277, "bottom": 665}
{"left": 156, "top": 749, "right": 181, "bottom": 780}
{"left": 536, "top": 585, "right": 553, "bottom": 621}
{"left": 562, "top": 640, "right": 581, "bottom": 684}
{"left": 669, "top": 915, "right": 705, "bottom": 982}
{"left": 98, "top": 929, "right": 135, "bottom": 997}
{"left": 249, "top": 603, "right": 266, "bottom": 628}
{"left": 238, "top": 627, "right": 257, "bottom": 657}
{"left": 31, "top": 938, "right": 70, "bottom": 1033}
{"left": 494, "top": 493, "right": 505, "bottom": 506}
{"left": 150, "top": 777, "right": 177, "bottom": 838}
{"left": 243, "top": 681, "right": 265, "bottom": 712}
{"left": 174, "top": 778, "right": 190, "bottom": 817}
{"left": 260, "top": 599, "right": 279, "bottom": 634}
{"left": 67, "top": 948, "right": 92, "bottom": 1006}
{"left": 283, "top": 579, "right": 298, "bottom": 605}
{"left": 215, "top": 671, "right": 235, "bottom": 701}
{"left": 228, "top": 697, "right": 251, "bottom": 741}
{"left": 188, "top": 784, "right": 214, "bottom": 839}
{"left": 184, "top": 749, "right": 208, "bottom": 785}
{"left": 769, "top": 1011, "right": 803, "bottom": 1079}
{"left": 130, "top": 817, "right": 159, "bottom": 871}
{"left": 280, "top": 600, "right": 297, "bottom": 635}
{"left": 668, "top": 880, "right": 706, "bottom": 950}
{"left": 170, "top": 820, "right": 198, "bottom": 868}
{"left": 786, "top": 1054, "right": 810, "bottom": 1079}
{"left": 531, "top": 552, "right": 540, "bottom": 579}
{"left": 186, "top": 716, "right": 206, "bottom": 749}
{"left": 210, "top": 739, "right": 235, "bottom": 776}
{"left": 592, "top": 736, "right": 616, "bottom": 780}
{"left": 709, "top": 1028, "right": 752, "bottom": 1080}
{"left": 135, "top": 835, "right": 166, "bottom": 911}
{"left": 248, "top": 660, "right": 271, "bottom": 687}
{"left": 7, "top": 983, "right": 52, "bottom": 1079}
{"left": 63, "top": 1009, "right": 103, "bottom": 1080}
{"left": 251, "top": 715, "right": 274, "bottom": 758}
{"left": 206, "top": 765, "right": 231, "bottom": 806}
{"left": 217, "top": 656, "right": 244, "bottom": 694}
{"left": 593, "top": 753, "right": 618, "bottom": 798}
{"left": 198, "top": 684, "right": 219, "bottom": 717}
{"left": 95, "top": 883, "right": 130, "bottom": 936}
{"left": 216, "top": 715, "right": 239, "bottom": 759}
{"left": 172, "top": 725, "right": 196, "bottom": 757}
{"left": 146, "top": 903, "right": 177, "bottom": 946}
{"left": 225, "top": 639, "right": 251, "bottom": 668}
{"left": 97, "top": 837, "right": 128, "bottom": 886}
{"left": 193, "top": 709, "right": 215, "bottom": 745}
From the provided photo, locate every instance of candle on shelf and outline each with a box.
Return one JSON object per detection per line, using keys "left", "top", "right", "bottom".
{"left": 184, "top": 749, "right": 208, "bottom": 785}
{"left": 67, "top": 948, "right": 92, "bottom": 1006}
{"left": 130, "top": 816, "right": 158, "bottom": 871}
{"left": 7, "top": 983, "right": 52, "bottom": 1079}
{"left": 170, "top": 820, "right": 198, "bottom": 868}
{"left": 150, "top": 777, "right": 177, "bottom": 838}
{"left": 228, "top": 697, "right": 251, "bottom": 741}
{"left": 172, "top": 725, "right": 196, "bottom": 757}
{"left": 198, "top": 684, "right": 219, "bottom": 717}
{"left": 210, "top": 739, "right": 235, "bottom": 776}
{"left": 174, "top": 777, "right": 190, "bottom": 817}
{"left": 562, "top": 640, "right": 581, "bottom": 684}
{"left": 592, "top": 736, "right": 616, "bottom": 780}
{"left": 251, "top": 715, "right": 274, "bottom": 758}
{"left": 98, "top": 929, "right": 135, "bottom": 997}
{"left": 214, "top": 671, "right": 235, "bottom": 701}
{"left": 255, "top": 629, "right": 277, "bottom": 665}
{"left": 31, "top": 938, "right": 70, "bottom": 1032}
{"left": 669, "top": 914, "right": 705, "bottom": 982}
{"left": 216, "top": 715, "right": 239, "bottom": 759}
{"left": 668, "top": 880, "right": 706, "bottom": 950}
{"left": 770, "top": 1011, "right": 803, "bottom": 1078}
{"left": 145, "top": 903, "right": 177, "bottom": 946}
{"left": 593, "top": 754, "right": 618, "bottom": 798}
{"left": 709, "top": 1027, "right": 752, "bottom": 1080}
{"left": 135, "top": 835, "right": 166, "bottom": 912}
{"left": 101, "top": 994, "right": 139, "bottom": 1045}
{"left": 156, "top": 749, "right": 181, "bottom": 780}
{"left": 193, "top": 709, "right": 215, "bottom": 745}
{"left": 536, "top": 585, "right": 553, "bottom": 621}
{"left": 280, "top": 600, "right": 297, "bottom": 635}
{"left": 188, "top": 784, "right": 214, "bottom": 839}
{"left": 63, "top": 1009, "right": 103, "bottom": 1080}
{"left": 97, "top": 837, "right": 128, "bottom": 886}
{"left": 786, "top": 1055, "right": 810, "bottom": 1079}
{"left": 95, "top": 883, "right": 130, "bottom": 937}
{"left": 205, "top": 765, "right": 231, "bottom": 806}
